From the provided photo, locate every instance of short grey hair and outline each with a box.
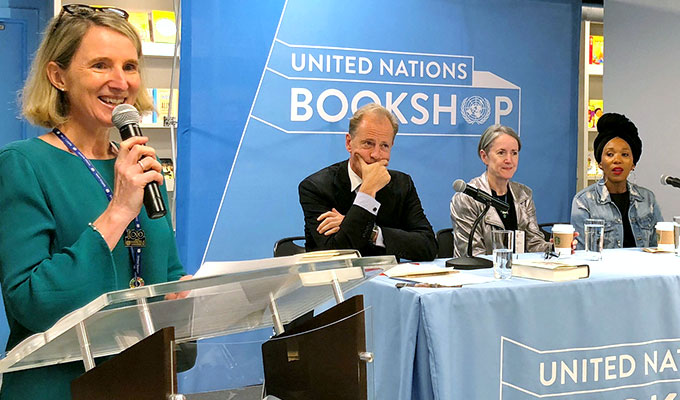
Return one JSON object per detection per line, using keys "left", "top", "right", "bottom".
{"left": 348, "top": 103, "right": 399, "bottom": 138}
{"left": 477, "top": 124, "right": 521, "bottom": 158}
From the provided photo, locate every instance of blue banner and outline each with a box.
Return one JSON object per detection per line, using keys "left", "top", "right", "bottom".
{"left": 178, "top": 0, "right": 580, "bottom": 269}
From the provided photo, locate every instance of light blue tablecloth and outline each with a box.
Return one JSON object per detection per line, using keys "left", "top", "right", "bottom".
{"left": 357, "top": 249, "right": 680, "bottom": 399}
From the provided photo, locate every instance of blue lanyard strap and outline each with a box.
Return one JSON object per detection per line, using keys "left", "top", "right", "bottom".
{"left": 52, "top": 128, "right": 144, "bottom": 287}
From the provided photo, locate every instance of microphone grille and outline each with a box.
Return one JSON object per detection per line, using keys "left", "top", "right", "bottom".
{"left": 112, "top": 104, "right": 140, "bottom": 129}
{"left": 660, "top": 175, "right": 668, "bottom": 185}
{"left": 453, "top": 179, "right": 467, "bottom": 192}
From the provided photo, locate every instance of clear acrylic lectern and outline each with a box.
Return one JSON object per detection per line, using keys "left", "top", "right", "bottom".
{"left": 0, "top": 254, "right": 397, "bottom": 399}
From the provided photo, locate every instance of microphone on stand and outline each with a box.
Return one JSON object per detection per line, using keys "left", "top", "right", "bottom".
{"left": 452, "top": 180, "right": 510, "bottom": 213}
{"left": 112, "top": 104, "right": 167, "bottom": 219}
{"left": 660, "top": 175, "right": 680, "bottom": 189}
{"left": 445, "top": 180, "right": 510, "bottom": 270}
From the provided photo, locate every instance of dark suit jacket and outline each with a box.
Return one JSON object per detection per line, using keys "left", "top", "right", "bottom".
{"left": 298, "top": 160, "right": 437, "bottom": 261}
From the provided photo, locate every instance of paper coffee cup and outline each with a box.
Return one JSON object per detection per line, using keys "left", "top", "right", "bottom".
{"left": 656, "top": 222, "right": 675, "bottom": 251}
{"left": 552, "top": 224, "right": 575, "bottom": 256}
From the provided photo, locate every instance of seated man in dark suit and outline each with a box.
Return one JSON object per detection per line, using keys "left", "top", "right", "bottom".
{"left": 298, "top": 103, "right": 437, "bottom": 261}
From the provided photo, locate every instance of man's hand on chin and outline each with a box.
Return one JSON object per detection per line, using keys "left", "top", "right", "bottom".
{"left": 356, "top": 154, "right": 391, "bottom": 198}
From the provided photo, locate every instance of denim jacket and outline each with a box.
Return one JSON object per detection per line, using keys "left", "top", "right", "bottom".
{"left": 450, "top": 172, "right": 551, "bottom": 256}
{"left": 570, "top": 179, "right": 663, "bottom": 249}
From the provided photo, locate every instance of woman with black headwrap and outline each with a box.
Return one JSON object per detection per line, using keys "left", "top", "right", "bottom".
{"left": 571, "top": 113, "right": 663, "bottom": 248}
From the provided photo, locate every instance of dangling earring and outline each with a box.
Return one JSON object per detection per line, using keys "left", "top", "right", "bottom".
{"left": 629, "top": 168, "right": 637, "bottom": 184}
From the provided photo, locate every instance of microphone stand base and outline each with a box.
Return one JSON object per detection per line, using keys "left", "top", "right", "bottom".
{"left": 445, "top": 256, "right": 493, "bottom": 270}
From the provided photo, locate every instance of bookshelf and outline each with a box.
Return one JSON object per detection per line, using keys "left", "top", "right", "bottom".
{"left": 577, "top": 20, "right": 604, "bottom": 192}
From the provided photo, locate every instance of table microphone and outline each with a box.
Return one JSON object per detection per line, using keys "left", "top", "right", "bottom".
{"left": 112, "top": 104, "right": 167, "bottom": 219}
{"left": 660, "top": 175, "right": 680, "bottom": 189}
{"left": 453, "top": 179, "right": 510, "bottom": 213}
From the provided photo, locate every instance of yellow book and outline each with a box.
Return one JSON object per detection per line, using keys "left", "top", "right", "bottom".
{"left": 156, "top": 88, "right": 179, "bottom": 124}
{"left": 588, "top": 99, "right": 603, "bottom": 129}
{"left": 150, "top": 10, "right": 176, "bottom": 44}
{"left": 160, "top": 158, "right": 175, "bottom": 191}
{"left": 127, "top": 11, "right": 151, "bottom": 42}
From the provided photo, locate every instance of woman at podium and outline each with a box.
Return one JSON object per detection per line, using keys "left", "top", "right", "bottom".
{"left": 0, "top": 6, "right": 187, "bottom": 399}
{"left": 450, "top": 124, "right": 551, "bottom": 256}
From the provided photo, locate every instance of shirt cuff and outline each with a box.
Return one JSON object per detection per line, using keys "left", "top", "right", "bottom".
{"left": 354, "top": 191, "right": 381, "bottom": 215}
{"left": 353, "top": 192, "right": 384, "bottom": 248}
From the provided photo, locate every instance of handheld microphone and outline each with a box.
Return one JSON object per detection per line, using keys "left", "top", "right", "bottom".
{"left": 660, "top": 175, "right": 680, "bottom": 189}
{"left": 112, "top": 104, "right": 167, "bottom": 219}
{"left": 453, "top": 179, "right": 510, "bottom": 213}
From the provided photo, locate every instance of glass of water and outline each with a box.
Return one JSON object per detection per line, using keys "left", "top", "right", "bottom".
{"left": 584, "top": 218, "right": 605, "bottom": 260}
{"left": 674, "top": 216, "right": 680, "bottom": 257}
{"left": 492, "top": 230, "right": 514, "bottom": 279}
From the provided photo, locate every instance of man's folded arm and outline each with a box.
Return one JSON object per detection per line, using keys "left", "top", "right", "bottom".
{"left": 299, "top": 179, "right": 375, "bottom": 251}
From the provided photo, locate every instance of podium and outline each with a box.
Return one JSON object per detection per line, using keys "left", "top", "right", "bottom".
{"left": 0, "top": 254, "right": 397, "bottom": 399}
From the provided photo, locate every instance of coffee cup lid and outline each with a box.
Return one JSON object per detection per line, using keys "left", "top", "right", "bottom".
{"left": 552, "top": 224, "right": 574, "bottom": 234}
{"left": 655, "top": 221, "right": 674, "bottom": 231}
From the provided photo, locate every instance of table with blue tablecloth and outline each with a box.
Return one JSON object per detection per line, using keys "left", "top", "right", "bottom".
{"left": 356, "top": 249, "right": 680, "bottom": 400}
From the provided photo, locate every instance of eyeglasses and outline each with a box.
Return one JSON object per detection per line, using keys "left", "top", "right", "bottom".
{"left": 52, "top": 4, "right": 129, "bottom": 33}
{"left": 61, "top": 4, "right": 129, "bottom": 19}
{"left": 544, "top": 248, "right": 559, "bottom": 260}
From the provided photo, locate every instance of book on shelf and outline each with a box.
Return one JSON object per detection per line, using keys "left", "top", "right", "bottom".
{"left": 127, "top": 11, "right": 151, "bottom": 42}
{"left": 156, "top": 88, "right": 179, "bottom": 125}
{"left": 586, "top": 151, "right": 603, "bottom": 180}
{"left": 511, "top": 259, "right": 590, "bottom": 282}
{"left": 141, "top": 88, "right": 156, "bottom": 125}
{"left": 588, "top": 99, "right": 603, "bottom": 129}
{"left": 160, "top": 158, "right": 175, "bottom": 192}
{"left": 140, "top": 88, "right": 178, "bottom": 126}
{"left": 589, "top": 35, "right": 604, "bottom": 65}
{"left": 150, "top": 10, "right": 177, "bottom": 44}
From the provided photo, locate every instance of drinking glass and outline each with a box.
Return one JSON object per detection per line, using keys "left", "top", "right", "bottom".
{"left": 492, "top": 230, "right": 514, "bottom": 279}
{"left": 584, "top": 218, "right": 605, "bottom": 261}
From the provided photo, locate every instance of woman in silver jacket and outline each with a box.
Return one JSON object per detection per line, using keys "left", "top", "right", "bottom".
{"left": 450, "top": 125, "right": 551, "bottom": 256}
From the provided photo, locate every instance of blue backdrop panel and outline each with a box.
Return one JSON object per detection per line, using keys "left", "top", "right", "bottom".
{"left": 177, "top": 1, "right": 286, "bottom": 271}
{"left": 178, "top": 0, "right": 580, "bottom": 267}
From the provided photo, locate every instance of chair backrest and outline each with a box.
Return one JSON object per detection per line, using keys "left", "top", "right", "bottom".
{"left": 273, "top": 236, "right": 306, "bottom": 257}
{"left": 537, "top": 222, "right": 569, "bottom": 242}
{"left": 436, "top": 228, "right": 454, "bottom": 259}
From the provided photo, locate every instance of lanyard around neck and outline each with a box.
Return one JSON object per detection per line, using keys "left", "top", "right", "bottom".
{"left": 52, "top": 128, "right": 145, "bottom": 288}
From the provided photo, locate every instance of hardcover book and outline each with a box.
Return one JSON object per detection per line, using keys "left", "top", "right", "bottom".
{"left": 512, "top": 259, "right": 590, "bottom": 282}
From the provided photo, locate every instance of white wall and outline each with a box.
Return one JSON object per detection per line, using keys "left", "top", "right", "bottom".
{"left": 605, "top": 0, "right": 680, "bottom": 219}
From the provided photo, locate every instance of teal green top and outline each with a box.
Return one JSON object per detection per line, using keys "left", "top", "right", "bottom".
{"left": 0, "top": 138, "right": 185, "bottom": 399}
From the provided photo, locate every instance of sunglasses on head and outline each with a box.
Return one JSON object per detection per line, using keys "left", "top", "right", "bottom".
{"left": 52, "top": 4, "right": 129, "bottom": 33}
